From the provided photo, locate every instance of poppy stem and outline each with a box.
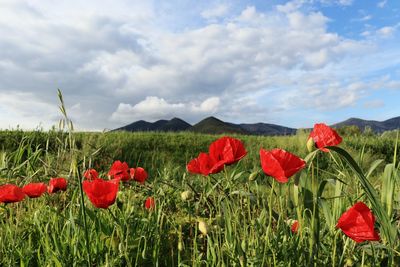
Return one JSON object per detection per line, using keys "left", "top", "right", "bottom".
{"left": 108, "top": 208, "right": 119, "bottom": 224}
{"left": 76, "top": 167, "right": 92, "bottom": 266}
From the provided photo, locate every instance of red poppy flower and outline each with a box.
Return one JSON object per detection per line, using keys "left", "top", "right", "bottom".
{"left": 145, "top": 197, "right": 155, "bottom": 210}
{"left": 48, "top": 178, "right": 68, "bottom": 194}
{"left": 108, "top": 160, "right": 130, "bottom": 181}
{"left": 83, "top": 169, "right": 99, "bottom": 180}
{"left": 336, "top": 202, "right": 380, "bottom": 243}
{"left": 291, "top": 220, "right": 299, "bottom": 233}
{"left": 132, "top": 167, "right": 148, "bottom": 184}
{"left": 309, "top": 123, "right": 342, "bottom": 152}
{"left": 22, "top": 182, "right": 47, "bottom": 198}
{"left": 209, "top": 136, "right": 247, "bottom": 166}
{"left": 0, "top": 184, "right": 25, "bottom": 203}
{"left": 83, "top": 178, "right": 119, "bottom": 209}
{"left": 129, "top": 168, "right": 135, "bottom": 179}
{"left": 260, "top": 148, "right": 306, "bottom": 183}
{"left": 187, "top": 152, "right": 225, "bottom": 176}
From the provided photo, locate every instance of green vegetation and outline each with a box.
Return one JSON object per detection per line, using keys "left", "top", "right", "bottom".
{"left": 0, "top": 126, "right": 399, "bottom": 266}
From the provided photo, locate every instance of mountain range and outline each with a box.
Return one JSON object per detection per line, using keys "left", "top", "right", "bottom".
{"left": 114, "top": 116, "right": 400, "bottom": 135}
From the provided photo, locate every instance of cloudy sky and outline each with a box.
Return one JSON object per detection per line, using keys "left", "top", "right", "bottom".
{"left": 1, "top": 0, "right": 399, "bottom": 130}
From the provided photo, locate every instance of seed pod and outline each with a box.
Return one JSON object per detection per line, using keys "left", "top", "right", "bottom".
{"left": 181, "top": 190, "right": 193, "bottom": 201}
{"left": 198, "top": 220, "right": 209, "bottom": 235}
{"left": 248, "top": 171, "right": 258, "bottom": 181}
{"left": 306, "top": 137, "right": 315, "bottom": 153}
{"left": 178, "top": 241, "right": 184, "bottom": 251}
{"left": 345, "top": 258, "right": 354, "bottom": 267}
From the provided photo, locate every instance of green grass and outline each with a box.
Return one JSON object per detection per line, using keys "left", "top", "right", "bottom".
{"left": 0, "top": 127, "right": 399, "bottom": 266}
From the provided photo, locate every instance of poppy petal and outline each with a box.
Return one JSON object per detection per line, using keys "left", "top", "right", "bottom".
{"left": 260, "top": 148, "right": 306, "bottom": 183}
{"left": 336, "top": 202, "right": 380, "bottom": 243}
{"left": 309, "top": 123, "right": 342, "bottom": 152}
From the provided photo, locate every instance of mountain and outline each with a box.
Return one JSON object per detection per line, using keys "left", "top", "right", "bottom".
{"left": 333, "top": 116, "right": 400, "bottom": 133}
{"left": 114, "top": 116, "right": 400, "bottom": 135}
{"left": 160, "top": 118, "right": 192, "bottom": 131}
{"left": 238, "top": 123, "right": 297, "bottom": 135}
{"left": 115, "top": 118, "right": 191, "bottom": 132}
{"left": 188, "top": 117, "right": 250, "bottom": 135}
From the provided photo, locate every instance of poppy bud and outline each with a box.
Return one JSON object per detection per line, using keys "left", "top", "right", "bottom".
{"left": 345, "top": 258, "right": 354, "bottom": 267}
{"left": 248, "top": 171, "right": 258, "bottom": 181}
{"left": 181, "top": 190, "right": 193, "bottom": 201}
{"left": 306, "top": 137, "right": 315, "bottom": 153}
{"left": 178, "top": 241, "right": 184, "bottom": 251}
{"left": 241, "top": 240, "right": 247, "bottom": 253}
{"left": 198, "top": 220, "right": 209, "bottom": 235}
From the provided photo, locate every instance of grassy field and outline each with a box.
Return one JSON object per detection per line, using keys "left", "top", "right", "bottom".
{"left": 0, "top": 127, "right": 399, "bottom": 266}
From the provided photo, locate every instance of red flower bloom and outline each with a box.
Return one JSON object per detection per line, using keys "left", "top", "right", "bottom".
{"left": 260, "top": 148, "right": 306, "bottom": 183}
{"left": 83, "top": 169, "right": 99, "bottom": 180}
{"left": 48, "top": 178, "right": 68, "bottom": 194}
{"left": 145, "top": 197, "right": 155, "bottom": 210}
{"left": 336, "top": 202, "right": 380, "bottom": 243}
{"left": 129, "top": 168, "right": 135, "bottom": 179}
{"left": 309, "top": 123, "right": 342, "bottom": 152}
{"left": 22, "top": 182, "right": 47, "bottom": 198}
{"left": 291, "top": 220, "right": 299, "bottom": 233}
{"left": 0, "top": 184, "right": 25, "bottom": 203}
{"left": 187, "top": 136, "right": 246, "bottom": 176}
{"left": 132, "top": 167, "right": 148, "bottom": 184}
{"left": 209, "top": 136, "right": 247, "bottom": 166}
{"left": 187, "top": 152, "right": 225, "bottom": 176}
{"left": 108, "top": 160, "right": 130, "bottom": 181}
{"left": 83, "top": 178, "right": 119, "bottom": 209}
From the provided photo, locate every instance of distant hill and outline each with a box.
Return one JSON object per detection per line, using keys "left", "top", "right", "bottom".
{"left": 115, "top": 118, "right": 191, "bottom": 132}
{"left": 333, "top": 116, "right": 400, "bottom": 133}
{"left": 188, "top": 117, "right": 250, "bottom": 135}
{"left": 114, "top": 116, "right": 400, "bottom": 135}
{"left": 238, "top": 123, "right": 297, "bottom": 135}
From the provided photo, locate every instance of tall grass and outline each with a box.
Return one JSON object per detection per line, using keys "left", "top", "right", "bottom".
{"left": 0, "top": 126, "right": 399, "bottom": 265}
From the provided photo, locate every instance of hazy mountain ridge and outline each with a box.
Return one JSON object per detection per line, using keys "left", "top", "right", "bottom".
{"left": 114, "top": 116, "right": 400, "bottom": 135}
{"left": 332, "top": 116, "right": 400, "bottom": 133}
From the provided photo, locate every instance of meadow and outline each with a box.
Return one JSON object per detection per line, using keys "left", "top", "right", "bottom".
{"left": 0, "top": 116, "right": 399, "bottom": 266}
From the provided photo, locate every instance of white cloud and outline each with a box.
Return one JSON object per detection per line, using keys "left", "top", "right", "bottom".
{"left": 276, "top": 0, "right": 307, "bottom": 13}
{"left": 377, "top": 1, "right": 387, "bottom": 8}
{"left": 320, "top": 0, "right": 354, "bottom": 6}
{"left": 358, "top": 15, "right": 372, "bottom": 22}
{"left": 110, "top": 96, "right": 220, "bottom": 123}
{"left": 377, "top": 26, "right": 396, "bottom": 37}
{"left": 201, "top": 4, "right": 229, "bottom": 20}
{"left": 363, "top": 100, "right": 384, "bottom": 109}
{"left": 0, "top": 1, "right": 398, "bottom": 129}
{"left": 0, "top": 91, "right": 58, "bottom": 129}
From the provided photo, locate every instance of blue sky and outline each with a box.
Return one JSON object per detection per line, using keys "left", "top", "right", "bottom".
{"left": 0, "top": 0, "right": 399, "bottom": 130}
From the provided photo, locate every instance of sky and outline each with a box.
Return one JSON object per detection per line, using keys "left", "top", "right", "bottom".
{"left": 0, "top": 0, "right": 399, "bottom": 131}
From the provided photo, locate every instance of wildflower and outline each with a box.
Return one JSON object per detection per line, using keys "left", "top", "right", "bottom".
{"left": 187, "top": 152, "right": 224, "bottom": 176}
{"left": 83, "top": 178, "right": 119, "bottom": 209}
{"left": 132, "top": 167, "right": 148, "bottom": 184}
{"left": 0, "top": 184, "right": 25, "bottom": 203}
{"left": 259, "top": 148, "right": 306, "bottom": 183}
{"left": 336, "top": 202, "right": 380, "bottom": 243}
{"left": 308, "top": 123, "right": 342, "bottom": 152}
{"left": 48, "top": 178, "right": 67, "bottom": 194}
{"left": 291, "top": 220, "right": 299, "bottom": 233}
{"left": 83, "top": 168, "right": 99, "bottom": 180}
{"left": 187, "top": 136, "right": 247, "bottom": 176}
{"left": 22, "top": 182, "right": 47, "bottom": 198}
{"left": 145, "top": 197, "right": 155, "bottom": 210}
{"left": 209, "top": 136, "right": 247, "bottom": 165}
{"left": 108, "top": 160, "right": 130, "bottom": 181}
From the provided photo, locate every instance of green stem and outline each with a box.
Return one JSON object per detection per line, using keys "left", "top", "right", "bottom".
{"left": 77, "top": 169, "right": 92, "bottom": 266}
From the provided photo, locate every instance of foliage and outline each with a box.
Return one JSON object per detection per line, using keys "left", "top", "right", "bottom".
{"left": 0, "top": 127, "right": 399, "bottom": 266}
